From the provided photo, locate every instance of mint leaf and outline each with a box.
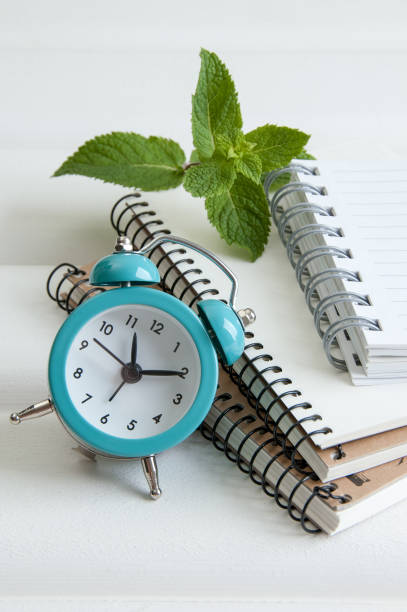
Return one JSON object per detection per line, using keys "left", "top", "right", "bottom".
{"left": 184, "top": 160, "right": 236, "bottom": 197}
{"left": 192, "top": 49, "right": 242, "bottom": 160}
{"left": 297, "top": 148, "right": 316, "bottom": 160}
{"left": 214, "top": 133, "right": 235, "bottom": 158}
{"left": 52, "top": 48, "right": 312, "bottom": 264}
{"left": 205, "top": 174, "right": 270, "bottom": 261}
{"left": 235, "top": 152, "right": 262, "bottom": 183}
{"left": 53, "top": 132, "right": 186, "bottom": 191}
{"left": 234, "top": 130, "right": 251, "bottom": 152}
{"left": 245, "top": 125, "right": 309, "bottom": 172}
{"left": 189, "top": 149, "right": 200, "bottom": 163}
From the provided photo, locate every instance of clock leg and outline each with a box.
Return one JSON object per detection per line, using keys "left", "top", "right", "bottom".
{"left": 141, "top": 455, "right": 162, "bottom": 499}
{"left": 72, "top": 446, "right": 97, "bottom": 462}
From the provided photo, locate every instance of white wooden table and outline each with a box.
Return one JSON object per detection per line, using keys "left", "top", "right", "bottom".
{"left": 1, "top": 1, "right": 407, "bottom": 609}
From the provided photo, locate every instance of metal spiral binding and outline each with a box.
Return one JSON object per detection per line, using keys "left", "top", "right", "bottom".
{"left": 286, "top": 224, "right": 343, "bottom": 268}
{"left": 264, "top": 164, "right": 382, "bottom": 371}
{"left": 314, "top": 291, "right": 371, "bottom": 338}
{"left": 278, "top": 203, "right": 333, "bottom": 245}
{"left": 201, "top": 394, "right": 350, "bottom": 533}
{"left": 264, "top": 163, "right": 321, "bottom": 224}
{"left": 304, "top": 268, "right": 361, "bottom": 314}
{"left": 263, "top": 163, "right": 318, "bottom": 203}
{"left": 300, "top": 483, "right": 351, "bottom": 533}
{"left": 287, "top": 473, "right": 317, "bottom": 523}
{"left": 46, "top": 263, "right": 105, "bottom": 313}
{"left": 111, "top": 192, "right": 171, "bottom": 250}
{"left": 111, "top": 194, "right": 220, "bottom": 310}
{"left": 270, "top": 182, "right": 326, "bottom": 225}
{"left": 295, "top": 245, "right": 352, "bottom": 290}
{"left": 220, "top": 334, "right": 333, "bottom": 478}
{"left": 323, "top": 316, "right": 382, "bottom": 370}
{"left": 47, "top": 192, "right": 352, "bottom": 532}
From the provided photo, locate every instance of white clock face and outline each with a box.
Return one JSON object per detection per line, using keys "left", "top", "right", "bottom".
{"left": 65, "top": 304, "right": 201, "bottom": 439}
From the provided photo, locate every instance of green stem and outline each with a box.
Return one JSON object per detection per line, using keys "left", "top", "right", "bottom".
{"left": 182, "top": 161, "right": 201, "bottom": 171}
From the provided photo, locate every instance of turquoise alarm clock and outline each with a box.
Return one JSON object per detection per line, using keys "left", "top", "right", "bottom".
{"left": 10, "top": 234, "right": 255, "bottom": 498}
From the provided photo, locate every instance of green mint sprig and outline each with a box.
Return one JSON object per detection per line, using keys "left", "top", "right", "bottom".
{"left": 53, "top": 49, "right": 311, "bottom": 261}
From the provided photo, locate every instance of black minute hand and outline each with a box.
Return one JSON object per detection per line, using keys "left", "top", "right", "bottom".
{"left": 93, "top": 338, "right": 126, "bottom": 367}
{"left": 141, "top": 370, "right": 183, "bottom": 377}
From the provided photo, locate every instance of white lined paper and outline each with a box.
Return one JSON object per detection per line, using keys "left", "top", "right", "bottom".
{"left": 297, "top": 161, "right": 407, "bottom": 382}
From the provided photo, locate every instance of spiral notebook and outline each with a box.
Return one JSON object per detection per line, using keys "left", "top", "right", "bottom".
{"left": 265, "top": 160, "right": 407, "bottom": 385}
{"left": 46, "top": 255, "right": 407, "bottom": 535}
{"left": 103, "top": 191, "right": 407, "bottom": 448}
{"left": 205, "top": 371, "right": 407, "bottom": 536}
{"left": 46, "top": 191, "right": 407, "bottom": 533}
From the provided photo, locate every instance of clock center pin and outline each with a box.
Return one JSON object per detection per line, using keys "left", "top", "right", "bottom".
{"left": 122, "top": 362, "right": 143, "bottom": 384}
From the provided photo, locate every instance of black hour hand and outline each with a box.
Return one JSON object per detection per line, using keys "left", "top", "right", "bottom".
{"left": 131, "top": 332, "right": 137, "bottom": 366}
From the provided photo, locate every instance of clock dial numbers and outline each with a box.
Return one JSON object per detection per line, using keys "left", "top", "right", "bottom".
{"left": 65, "top": 304, "right": 201, "bottom": 440}
{"left": 99, "top": 321, "right": 113, "bottom": 335}
{"left": 125, "top": 314, "right": 138, "bottom": 329}
{"left": 150, "top": 319, "right": 164, "bottom": 335}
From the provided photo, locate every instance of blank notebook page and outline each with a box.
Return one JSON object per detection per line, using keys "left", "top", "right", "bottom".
{"left": 303, "top": 161, "right": 407, "bottom": 358}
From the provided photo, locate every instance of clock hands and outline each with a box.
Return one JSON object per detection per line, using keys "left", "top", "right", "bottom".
{"left": 104, "top": 332, "right": 183, "bottom": 401}
{"left": 93, "top": 338, "right": 126, "bottom": 367}
{"left": 108, "top": 369, "right": 182, "bottom": 402}
{"left": 108, "top": 333, "right": 141, "bottom": 402}
{"left": 131, "top": 332, "right": 137, "bottom": 367}
{"left": 142, "top": 370, "right": 183, "bottom": 377}
{"left": 94, "top": 335, "right": 181, "bottom": 375}
{"left": 108, "top": 380, "right": 126, "bottom": 402}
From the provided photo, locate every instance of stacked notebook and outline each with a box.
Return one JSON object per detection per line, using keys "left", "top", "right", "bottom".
{"left": 46, "top": 162, "right": 407, "bottom": 534}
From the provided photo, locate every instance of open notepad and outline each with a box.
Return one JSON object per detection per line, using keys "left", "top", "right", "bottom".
{"left": 267, "top": 160, "right": 407, "bottom": 384}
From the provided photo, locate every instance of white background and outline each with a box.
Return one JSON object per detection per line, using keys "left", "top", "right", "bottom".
{"left": 1, "top": 1, "right": 407, "bottom": 610}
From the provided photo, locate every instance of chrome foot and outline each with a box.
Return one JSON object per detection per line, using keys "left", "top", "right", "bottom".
{"left": 10, "top": 399, "right": 54, "bottom": 424}
{"left": 141, "top": 455, "right": 161, "bottom": 499}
